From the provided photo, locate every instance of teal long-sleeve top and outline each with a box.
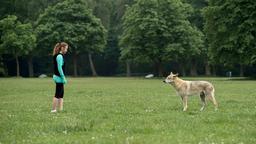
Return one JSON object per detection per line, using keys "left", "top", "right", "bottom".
{"left": 53, "top": 54, "right": 67, "bottom": 84}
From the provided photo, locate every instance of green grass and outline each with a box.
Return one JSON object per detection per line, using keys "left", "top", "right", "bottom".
{"left": 0, "top": 77, "right": 255, "bottom": 144}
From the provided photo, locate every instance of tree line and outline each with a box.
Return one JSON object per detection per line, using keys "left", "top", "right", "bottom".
{"left": 0, "top": 0, "right": 255, "bottom": 77}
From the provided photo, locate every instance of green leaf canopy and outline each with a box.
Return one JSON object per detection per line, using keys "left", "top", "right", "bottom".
{"left": 36, "top": 0, "right": 106, "bottom": 55}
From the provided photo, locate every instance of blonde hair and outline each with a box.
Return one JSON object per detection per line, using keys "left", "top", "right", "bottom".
{"left": 52, "top": 42, "right": 68, "bottom": 55}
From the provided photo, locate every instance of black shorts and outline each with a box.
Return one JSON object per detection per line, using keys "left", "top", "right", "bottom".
{"left": 55, "top": 83, "right": 64, "bottom": 99}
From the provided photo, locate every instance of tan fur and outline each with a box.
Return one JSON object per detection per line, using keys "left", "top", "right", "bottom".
{"left": 164, "top": 72, "right": 218, "bottom": 111}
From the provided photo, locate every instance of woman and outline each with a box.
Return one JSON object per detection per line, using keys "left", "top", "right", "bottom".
{"left": 51, "top": 42, "right": 69, "bottom": 113}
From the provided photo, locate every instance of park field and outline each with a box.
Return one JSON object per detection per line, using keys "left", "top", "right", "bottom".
{"left": 0, "top": 77, "right": 255, "bottom": 144}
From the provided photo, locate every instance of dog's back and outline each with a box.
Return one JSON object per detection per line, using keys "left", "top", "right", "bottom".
{"left": 184, "top": 80, "right": 214, "bottom": 96}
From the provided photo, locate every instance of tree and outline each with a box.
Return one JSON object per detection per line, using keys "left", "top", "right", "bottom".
{"left": 102, "top": 0, "right": 134, "bottom": 76}
{"left": 0, "top": 15, "right": 36, "bottom": 77}
{"left": 0, "top": 0, "right": 60, "bottom": 77}
{"left": 114, "top": 0, "right": 134, "bottom": 76}
{"left": 182, "top": 0, "right": 209, "bottom": 76}
{"left": 120, "top": 0, "right": 203, "bottom": 76}
{"left": 23, "top": 0, "right": 59, "bottom": 77}
{"left": 36, "top": 0, "right": 106, "bottom": 76}
{"left": 204, "top": 0, "right": 256, "bottom": 76}
{"left": 19, "top": 0, "right": 61, "bottom": 77}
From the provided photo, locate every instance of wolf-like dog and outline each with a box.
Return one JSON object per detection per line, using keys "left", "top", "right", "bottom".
{"left": 163, "top": 72, "right": 218, "bottom": 111}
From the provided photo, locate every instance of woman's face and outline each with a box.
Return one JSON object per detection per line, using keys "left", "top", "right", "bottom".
{"left": 61, "top": 45, "right": 68, "bottom": 54}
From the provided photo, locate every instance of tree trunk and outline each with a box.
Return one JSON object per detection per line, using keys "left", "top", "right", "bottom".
{"left": 0, "top": 56, "right": 6, "bottom": 76}
{"left": 88, "top": 53, "right": 98, "bottom": 76}
{"left": 126, "top": 60, "right": 131, "bottom": 77}
{"left": 155, "top": 61, "right": 163, "bottom": 77}
{"left": 212, "top": 65, "right": 216, "bottom": 76}
{"left": 190, "top": 60, "right": 197, "bottom": 76}
{"left": 28, "top": 55, "right": 34, "bottom": 77}
{"left": 73, "top": 53, "right": 78, "bottom": 77}
{"left": 240, "top": 64, "right": 244, "bottom": 77}
{"left": 205, "top": 61, "right": 211, "bottom": 76}
{"left": 180, "top": 63, "right": 186, "bottom": 76}
{"left": 15, "top": 55, "right": 20, "bottom": 77}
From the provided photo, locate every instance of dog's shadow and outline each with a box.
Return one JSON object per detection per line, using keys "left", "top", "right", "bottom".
{"left": 187, "top": 111, "right": 201, "bottom": 115}
{"left": 169, "top": 106, "right": 208, "bottom": 116}
{"left": 170, "top": 107, "right": 197, "bottom": 114}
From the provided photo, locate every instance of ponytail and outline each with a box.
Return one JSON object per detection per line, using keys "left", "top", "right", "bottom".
{"left": 52, "top": 42, "right": 68, "bottom": 55}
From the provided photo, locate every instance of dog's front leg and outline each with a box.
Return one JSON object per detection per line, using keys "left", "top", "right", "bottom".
{"left": 182, "top": 96, "right": 188, "bottom": 111}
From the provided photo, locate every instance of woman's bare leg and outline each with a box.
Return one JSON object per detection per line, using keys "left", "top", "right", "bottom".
{"left": 51, "top": 97, "right": 58, "bottom": 112}
{"left": 58, "top": 98, "right": 63, "bottom": 111}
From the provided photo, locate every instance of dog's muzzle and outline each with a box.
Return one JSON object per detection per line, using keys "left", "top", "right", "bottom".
{"left": 163, "top": 79, "right": 173, "bottom": 84}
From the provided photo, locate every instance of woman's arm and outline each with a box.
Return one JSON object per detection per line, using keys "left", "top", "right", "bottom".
{"left": 56, "top": 54, "right": 67, "bottom": 84}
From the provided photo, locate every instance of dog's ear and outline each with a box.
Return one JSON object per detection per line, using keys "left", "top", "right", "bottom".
{"left": 170, "top": 72, "right": 173, "bottom": 75}
{"left": 173, "top": 73, "right": 179, "bottom": 78}
{"left": 175, "top": 73, "right": 179, "bottom": 76}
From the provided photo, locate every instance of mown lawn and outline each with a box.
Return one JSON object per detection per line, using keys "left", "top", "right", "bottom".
{"left": 0, "top": 77, "right": 255, "bottom": 144}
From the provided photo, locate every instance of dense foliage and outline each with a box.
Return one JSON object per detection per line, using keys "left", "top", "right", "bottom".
{"left": 0, "top": 0, "right": 255, "bottom": 77}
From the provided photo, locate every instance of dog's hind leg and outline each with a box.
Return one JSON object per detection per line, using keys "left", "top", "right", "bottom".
{"left": 212, "top": 94, "right": 218, "bottom": 111}
{"left": 207, "top": 90, "right": 218, "bottom": 111}
{"left": 200, "top": 91, "right": 206, "bottom": 111}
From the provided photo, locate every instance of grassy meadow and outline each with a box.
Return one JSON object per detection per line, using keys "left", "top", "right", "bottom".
{"left": 0, "top": 77, "right": 255, "bottom": 144}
